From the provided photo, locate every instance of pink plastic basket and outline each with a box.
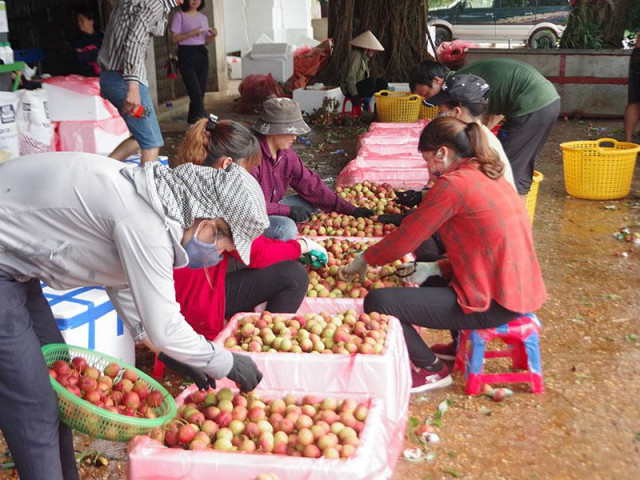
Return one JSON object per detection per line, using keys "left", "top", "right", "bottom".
{"left": 128, "top": 387, "right": 405, "bottom": 480}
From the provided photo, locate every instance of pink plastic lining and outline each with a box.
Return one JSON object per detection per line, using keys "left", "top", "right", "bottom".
{"left": 43, "top": 75, "right": 120, "bottom": 118}
{"left": 336, "top": 160, "right": 430, "bottom": 189}
{"left": 128, "top": 386, "right": 406, "bottom": 480}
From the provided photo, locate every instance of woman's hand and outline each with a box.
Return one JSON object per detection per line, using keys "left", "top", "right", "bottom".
{"left": 338, "top": 252, "right": 368, "bottom": 282}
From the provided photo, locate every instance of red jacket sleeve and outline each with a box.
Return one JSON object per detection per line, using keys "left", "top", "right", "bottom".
{"left": 230, "top": 235, "right": 302, "bottom": 269}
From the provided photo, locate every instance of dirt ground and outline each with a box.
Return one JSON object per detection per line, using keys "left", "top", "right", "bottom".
{"left": 1, "top": 88, "right": 638, "bottom": 480}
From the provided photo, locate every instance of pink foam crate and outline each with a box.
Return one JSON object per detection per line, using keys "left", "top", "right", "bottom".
{"left": 336, "top": 160, "right": 430, "bottom": 189}
{"left": 367, "top": 120, "right": 428, "bottom": 134}
{"left": 357, "top": 133, "right": 418, "bottom": 149}
{"left": 351, "top": 154, "right": 426, "bottom": 169}
{"left": 298, "top": 296, "right": 364, "bottom": 315}
{"left": 358, "top": 144, "right": 422, "bottom": 158}
{"left": 128, "top": 387, "right": 402, "bottom": 480}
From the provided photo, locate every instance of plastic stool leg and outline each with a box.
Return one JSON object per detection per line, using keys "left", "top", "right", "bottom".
{"left": 454, "top": 330, "right": 469, "bottom": 373}
{"left": 511, "top": 342, "right": 529, "bottom": 370}
{"left": 465, "top": 332, "right": 488, "bottom": 395}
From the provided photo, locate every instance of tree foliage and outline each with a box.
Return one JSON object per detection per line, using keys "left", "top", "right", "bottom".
{"left": 560, "top": 0, "right": 639, "bottom": 48}
{"left": 321, "top": 0, "right": 433, "bottom": 84}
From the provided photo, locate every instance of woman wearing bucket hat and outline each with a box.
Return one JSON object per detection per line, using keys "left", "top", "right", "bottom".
{"left": 339, "top": 30, "right": 388, "bottom": 108}
{"left": 168, "top": 114, "right": 324, "bottom": 341}
{"left": 0, "top": 152, "right": 267, "bottom": 480}
{"left": 251, "top": 98, "right": 374, "bottom": 241}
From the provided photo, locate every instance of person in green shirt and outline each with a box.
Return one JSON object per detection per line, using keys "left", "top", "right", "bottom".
{"left": 409, "top": 59, "right": 560, "bottom": 195}
{"left": 339, "top": 30, "right": 387, "bottom": 109}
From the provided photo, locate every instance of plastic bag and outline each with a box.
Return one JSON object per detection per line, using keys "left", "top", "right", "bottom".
{"left": 17, "top": 89, "right": 53, "bottom": 155}
{"left": 0, "top": 91, "right": 20, "bottom": 159}
{"left": 236, "top": 73, "right": 285, "bottom": 114}
{"left": 436, "top": 40, "right": 480, "bottom": 70}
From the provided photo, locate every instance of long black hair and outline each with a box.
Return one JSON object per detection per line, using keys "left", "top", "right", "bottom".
{"left": 181, "top": 0, "right": 205, "bottom": 12}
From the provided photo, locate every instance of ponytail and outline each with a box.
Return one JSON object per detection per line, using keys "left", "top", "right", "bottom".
{"left": 175, "top": 116, "right": 262, "bottom": 171}
{"left": 464, "top": 122, "right": 504, "bottom": 180}
{"left": 418, "top": 116, "right": 503, "bottom": 180}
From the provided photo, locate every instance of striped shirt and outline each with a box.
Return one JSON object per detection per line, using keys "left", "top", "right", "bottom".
{"left": 98, "top": 0, "right": 176, "bottom": 86}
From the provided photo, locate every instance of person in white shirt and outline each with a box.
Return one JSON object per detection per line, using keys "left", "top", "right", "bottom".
{"left": 0, "top": 152, "right": 267, "bottom": 480}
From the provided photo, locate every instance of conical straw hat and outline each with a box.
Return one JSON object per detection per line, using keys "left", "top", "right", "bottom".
{"left": 349, "top": 30, "right": 384, "bottom": 51}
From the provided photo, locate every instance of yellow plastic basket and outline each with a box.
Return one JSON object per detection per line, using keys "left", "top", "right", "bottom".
{"left": 560, "top": 138, "right": 640, "bottom": 200}
{"left": 42, "top": 344, "right": 176, "bottom": 442}
{"left": 374, "top": 90, "right": 422, "bottom": 123}
{"left": 525, "top": 170, "right": 544, "bottom": 223}
{"left": 418, "top": 102, "right": 438, "bottom": 120}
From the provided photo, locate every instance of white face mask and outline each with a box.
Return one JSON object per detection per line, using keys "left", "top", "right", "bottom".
{"left": 184, "top": 222, "right": 223, "bottom": 269}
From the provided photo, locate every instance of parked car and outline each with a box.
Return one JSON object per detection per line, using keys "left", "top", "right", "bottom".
{"left": 428, "top": 0, "right": 571, "bottom": 48}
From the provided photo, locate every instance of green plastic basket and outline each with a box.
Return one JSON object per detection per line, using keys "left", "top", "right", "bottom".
{"left": 42, "top": 344, "right": 177, "bottom": 442}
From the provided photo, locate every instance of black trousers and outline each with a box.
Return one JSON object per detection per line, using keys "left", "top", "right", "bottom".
{"left": 356, "top": 77, "right": 388, "bottom": 99}
{"left": 0, "top": 271, "right": 78, "bottom": 480}
{"left": 497, "top": 98, "right": 560, "bottom": 195}
{"left": 178, "top": 45, "right": 209, "bottom": 124}
{"left": 364, "top": 286, "right": 519, "bottom": 369}
{"left": 224, "top": 261, "right": 309, "bottom": 317}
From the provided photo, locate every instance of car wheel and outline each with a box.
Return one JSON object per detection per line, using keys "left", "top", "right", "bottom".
{"left": 434, "top": 27, "right": 452, "bottom": 46}
{"left": 529, "top": 29, "right": 557, "bottom": 49}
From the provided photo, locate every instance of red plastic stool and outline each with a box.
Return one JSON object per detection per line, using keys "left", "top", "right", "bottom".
{"left": 453, "top": 314, "right": 544, "bottom": 395}
{"left": 342, "top": 97, "right": 371, "bottom": 119}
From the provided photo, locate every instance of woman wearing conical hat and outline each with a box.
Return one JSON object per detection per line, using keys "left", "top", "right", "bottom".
{"left": 339, "top": 30, "right": 388, "bottom": 107}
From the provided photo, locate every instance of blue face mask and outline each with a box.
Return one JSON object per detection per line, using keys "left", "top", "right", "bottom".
{"left": 184, "top": 223, "right": 223, "bottom": 269}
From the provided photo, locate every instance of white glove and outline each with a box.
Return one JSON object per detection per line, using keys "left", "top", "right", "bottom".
{"left": 397, "top": 261, "right": 441, "bottom": 285}
{"left": 298, "top": 238, "right": 327, "bottom": 257}
{"left": 338, "top": 252, "right": 368, "bottom": 282}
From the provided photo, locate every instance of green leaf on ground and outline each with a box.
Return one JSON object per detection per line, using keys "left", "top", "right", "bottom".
{"left": 408, "top": 416, "right": 420, "bottom": 429}
{"left": 625, "top": 334, "right": 638, "bottom": 342}
{"left": 636, "top": 432, "right": 640, "bottom": 441}
{"left": 448, "top": 451, "right": 457, "bottom": 458}
{"left": 443, "top": 467, "right": 464, "bottom": 477}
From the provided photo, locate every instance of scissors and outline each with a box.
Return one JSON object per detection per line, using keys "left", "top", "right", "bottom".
{"left": 393, "top": 261, "right": 417, "bottom": 278}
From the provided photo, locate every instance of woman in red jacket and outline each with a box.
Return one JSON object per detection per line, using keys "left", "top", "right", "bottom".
{"left": 339, "top": 116, "right": 547, "bottom": 393}
{"left": 172, "top": 115, "right": 324, "bottom": 339}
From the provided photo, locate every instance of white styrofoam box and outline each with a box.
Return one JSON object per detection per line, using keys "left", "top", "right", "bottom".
{"left": 248, "top": 28, "right": 282, "bottom": 45}
{"left": 246, "top": 6, "right": 281, "bottom": 32}
{"left": 241, "top": 52, "right": 293, "bottom": 83}
{"left": 57, "top": 116, "right": 130, "bottom": 156}
{"left": 281, "top": 0, "right": 311, "bottom": 28}
{"left": 43, "top": 285, "right": 135, "bottom": 365}
{"left": 226, "top": 56, "right": 242, "bottom": 79}
{"left": 246, "top": 0, "right": 279, "bottom": 8}
{"left": 387, "top": 82, "right": 411, "bottom": 92}
{"left": 250, "top": 42, "right": 292, "bottom": 59}
{"left": 286, "top": 27, "right": 314, "bottom": 45}
{"left": 294, "top": 35, "right": 320, "bottom": 48}
{"left": 223, "top": 0, "right": 250, "bottom": 54}
{"left": 42, "top": 77, "right": 119, "bottom": 122}
{"left": 293, "top": 86, "right": 344, "bottom": 115}
{"left": 123, "top": 154, "right": 169, "bottom": 166}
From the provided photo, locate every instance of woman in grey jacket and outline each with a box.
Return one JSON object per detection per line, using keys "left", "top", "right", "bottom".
{"left": 0, "top": 152, "right": 268, "bottom": 480}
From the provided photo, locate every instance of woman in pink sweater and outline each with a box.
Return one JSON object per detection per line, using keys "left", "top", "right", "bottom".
{"left": 173, "top": 115, "right": 324, "bottom": 339}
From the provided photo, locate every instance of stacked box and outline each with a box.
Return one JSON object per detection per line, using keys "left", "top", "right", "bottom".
{"left": 128, "top": 386, "right": 400, "bottom": 480}
{"left": 43, "top": 285, "right": 135, "bottom": 365}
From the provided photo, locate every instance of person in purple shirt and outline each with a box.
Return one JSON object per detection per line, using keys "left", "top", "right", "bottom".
{"left": 170, "top": 0, "right": 217, "bottom": 124}
{"left": 251, "top": 98, "right": 373, "bottom": 240}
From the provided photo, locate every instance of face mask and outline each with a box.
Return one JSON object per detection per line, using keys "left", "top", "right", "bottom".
{"left": 184, "top": 222, "right": 223, "bottom": 269}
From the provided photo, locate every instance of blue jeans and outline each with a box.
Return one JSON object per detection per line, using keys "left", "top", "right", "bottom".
{"left": 100, "top": 70, "right": 164, "bottom": 150}
{"left": 263, "top": 195, "right": 319, "bottom": 241}
{"left": 0, "top": 271, "right": 78, "bottom": 480}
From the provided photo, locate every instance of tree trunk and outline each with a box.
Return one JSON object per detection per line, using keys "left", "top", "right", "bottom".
{"left": 319, "top": 0, "right": 433, "bottom": 85}
{"left": 560, "top": 0, "right": 631, "bottom": 49}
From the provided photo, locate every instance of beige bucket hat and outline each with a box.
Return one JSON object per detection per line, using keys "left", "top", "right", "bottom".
{"left": 253, "top": 97, "right": 311, "bottom": 136}
{"left": 349, "top": 30, "right": 384, "bottom": 52}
